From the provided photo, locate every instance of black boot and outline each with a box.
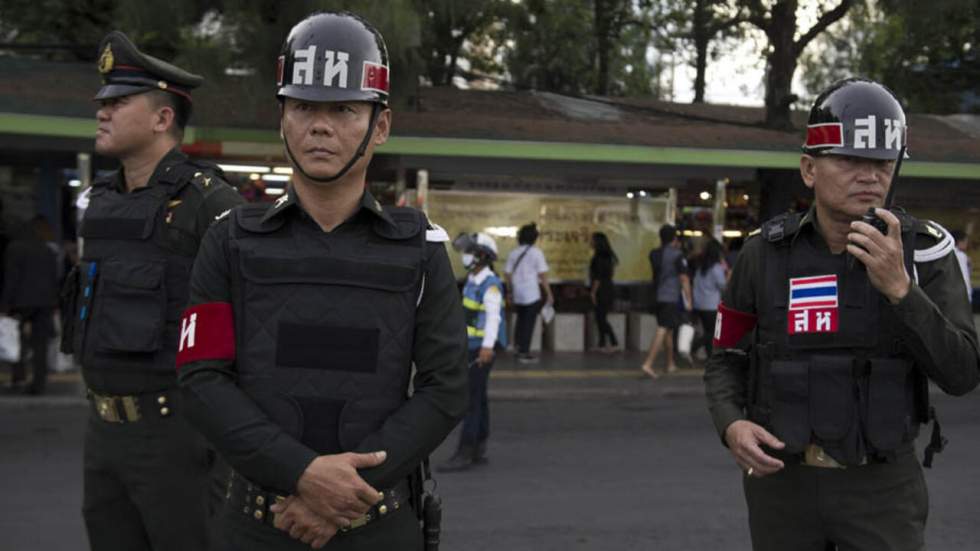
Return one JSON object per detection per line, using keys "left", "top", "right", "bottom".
{"left": 436, "top": 446, "right": 476, "bottom": 473}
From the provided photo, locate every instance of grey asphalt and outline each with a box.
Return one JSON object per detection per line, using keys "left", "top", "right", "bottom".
{"left": 2, "top": 352, "right": 979, "bottom": 550}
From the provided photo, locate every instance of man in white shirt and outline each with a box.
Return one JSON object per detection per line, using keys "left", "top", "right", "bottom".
{"left": 951, "top": 229, "right": 973, "bottom": 303}
{"left": 504, "top": 223, "right": 554, "bottom": 363}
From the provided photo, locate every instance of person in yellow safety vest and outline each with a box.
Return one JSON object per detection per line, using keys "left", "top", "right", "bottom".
{"left": 439, "top": 232, "right": 507, "bottom": 472}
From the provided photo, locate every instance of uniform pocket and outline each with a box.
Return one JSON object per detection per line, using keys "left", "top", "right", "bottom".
{"left": 866, "top": 358, "right": 913, "bottom": 451}
{"left": 94, "top": 260, "right": 166, "bottom": 353}
{"left": 769, "top": 360, "right": 810, "bottom": 453}
{"left": 809, "top": 355, "right": 856, "bottom": 442}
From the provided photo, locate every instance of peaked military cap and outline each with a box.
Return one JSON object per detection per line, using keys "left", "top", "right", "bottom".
{"left": 94, "top": 31, "right": 203, "bottom": 102}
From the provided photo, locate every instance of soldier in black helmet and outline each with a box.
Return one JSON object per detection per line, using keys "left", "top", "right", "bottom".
{"left": 704, "top": 78, "right": 980, "bottom": 551}
{"left": 176, "top": 12, "right": 468, "bottom": 550}
{"left": 64, "top": 31, "right": 244, "bottom": 550}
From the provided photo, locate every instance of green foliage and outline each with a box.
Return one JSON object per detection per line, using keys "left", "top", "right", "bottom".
{"left": 500, "top": 0, "right": 659, "bottom": 97}
{"left": 415, "top": 0, "right": 507, "bottom": 86}
{"left": 864, "top": 0, "right": 979, "bottom": 113}
{"left": 503, "top": 0, "right": 596, "bottom": 94}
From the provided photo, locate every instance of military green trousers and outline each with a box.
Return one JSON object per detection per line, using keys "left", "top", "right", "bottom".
{"left": 82, "top": 394, "right": 214, "bottom": 551}
{"left": 743, "top": 449, "right": 927, "bottom": 551}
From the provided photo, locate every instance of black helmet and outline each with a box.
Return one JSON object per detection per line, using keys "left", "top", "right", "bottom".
{"left": 276, "top": 12, "right": 389, "bottom": 105}
{"left": 802, "top": 78, "right": 907, "bottom": 160}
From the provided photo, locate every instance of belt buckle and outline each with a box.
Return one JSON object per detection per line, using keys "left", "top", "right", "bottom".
{"left": 94, "top": 395, "right": 121, "bottom": 423}
{"left": 804, "top": 444, "right": 846, "bottom": 468}
{"left": 121, "top": 396, "right": 141, "bottom": 422}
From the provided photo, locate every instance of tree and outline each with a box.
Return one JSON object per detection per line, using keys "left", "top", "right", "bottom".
{"left": 862, "top": 0, "right": 979, "bottom": 113}
{"left": 503, "top": 0, "right": 597, "bottom": 94}
{"left": 742, "top": 0, "right": 854, "bottom": 128}
{"left": 594, "top": 0, "right": 638, "bottom": 95}
{"left": 415, "top": 0, "right": 505, "bottom": 86}
{"left": 797, "top": 2, "right": 873, "bottom": 103}
{"left": 654, "top": 0, "right": 747, "bottom": 103}
{"left": 0, "top": 0, "right": 205, "bottom": 62}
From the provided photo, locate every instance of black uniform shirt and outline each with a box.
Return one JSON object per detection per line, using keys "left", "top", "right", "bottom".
{"left": 80, "top": 148, "right": 243, "bottom": 393}
{"left": 705, "top": 207, "right": 980, "bottom": 439}
{"left": 178, "top": 188, "right": 469, "bottom": 495}
{"left": 97, "top": 149, "right": 244, "bottom": 246}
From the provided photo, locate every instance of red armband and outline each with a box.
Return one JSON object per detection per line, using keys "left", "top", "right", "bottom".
{"left": 175, "top": 302, "right": 235, "bottom": 371}
{"left": 712, "top": 302, "right": 757, "bottom": 349}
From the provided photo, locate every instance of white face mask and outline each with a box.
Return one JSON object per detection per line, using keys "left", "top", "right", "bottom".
{"left": 461, "top": 253, "right": 475, "bottom": 268}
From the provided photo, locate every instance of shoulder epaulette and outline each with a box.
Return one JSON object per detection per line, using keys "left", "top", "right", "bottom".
{"left": 426, "top": 222, "right": 449, "bottom": 243}
{"left": 913, "top": 219, "right": 954, "bottom": 263}
{"left": 761, "top": 211, "right": 803, "bottom": 243}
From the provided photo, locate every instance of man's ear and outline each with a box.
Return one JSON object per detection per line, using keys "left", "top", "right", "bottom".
{"left": 799, "top": 155, "right": 817, "bottom": 190}
{"left": 154, "top": 105, "right": 176, "bottom": 135}
{"left": 372, "top": 108, "right": 391, "bottom": 146}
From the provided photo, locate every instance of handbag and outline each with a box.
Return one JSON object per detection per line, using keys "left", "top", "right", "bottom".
{"left": 0, "top": 315, "right": 21, "bottom": 363}
{"left": 677, "top": 320, "right": 695, "bottom": 357}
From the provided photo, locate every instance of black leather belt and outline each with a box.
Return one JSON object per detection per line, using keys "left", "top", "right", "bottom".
{"left": 87, "top": 388, "right": 177, "bottom": 423}
{"left": 226, "top": 470, "right": 412, "bottom": 533}
{"left": 770, "top": 442, "right": 915, "bottom": 468}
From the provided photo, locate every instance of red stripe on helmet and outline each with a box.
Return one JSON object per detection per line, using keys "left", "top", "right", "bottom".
{"left": 175, "top": 302, "right": 235, "bottom": 371}
{"left": 805, "top": 123, "right": 844, "bottom": 148}
{"left": 362, "top": 61, "right": 389, "bottom": 94}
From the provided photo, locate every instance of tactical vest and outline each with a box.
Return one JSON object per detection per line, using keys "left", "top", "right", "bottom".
{"left": 226, "top": 204, "right": 426, "bottom": 456}
{"left": 73, "top": 162, "right": 218, "bottom": 392}
{"left": 463, "top": 273, "right": 508, "bottom": 350}
{"left": 748, "top": 211, "right": 933, "bottom": 466}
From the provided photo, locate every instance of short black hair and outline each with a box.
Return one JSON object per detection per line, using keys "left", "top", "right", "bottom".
{"left": 659, "top": 224, "right": 677, "bottom": 245}
{"left": 951, "top": 229, "right": 967, "bottom": 242}
{"left": 517, "top": 223, "right": 539, "bottom": 245}
{"left": 147, "top": 90, "right": 192, "bottom": 137}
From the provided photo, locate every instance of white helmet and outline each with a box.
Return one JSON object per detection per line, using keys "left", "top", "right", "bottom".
{"left": 453, "top": 232, "right": 498, "bottom": 266}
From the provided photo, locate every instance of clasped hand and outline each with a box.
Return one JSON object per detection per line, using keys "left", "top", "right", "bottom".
{"left": 270, "top": 450, "right": 387, "bottom": 549}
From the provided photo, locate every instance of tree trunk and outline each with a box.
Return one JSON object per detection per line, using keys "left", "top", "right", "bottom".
{"left": 692, "top": 0, "right": 709, "bottom": 103}
{"left": 763, "top": 0, "right": 799, "bottom": 129}
{"left": 595, "top": 0, "right": 612, "bottom": 95}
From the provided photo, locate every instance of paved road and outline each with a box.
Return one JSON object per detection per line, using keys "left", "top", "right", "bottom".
{"left": 2, "top": 374, "right": 979, "bottom": 550}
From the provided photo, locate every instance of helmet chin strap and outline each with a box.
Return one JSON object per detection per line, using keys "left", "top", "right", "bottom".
{"left": 283, "top": 103, "right": 381, "bottom": 184}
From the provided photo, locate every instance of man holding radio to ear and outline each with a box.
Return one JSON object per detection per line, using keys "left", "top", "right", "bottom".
{"left": 704, "top": 78, "right": 979, "bottom": 551}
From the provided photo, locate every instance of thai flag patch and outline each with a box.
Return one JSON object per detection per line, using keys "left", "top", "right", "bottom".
{"left": 787, "top": 275, "right": 838, "bottom": 334}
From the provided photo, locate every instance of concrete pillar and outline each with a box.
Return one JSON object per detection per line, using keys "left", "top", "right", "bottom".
{"left": 416, "top": 169, "right": 429, "bottom": 213}
{"left": 627, "top": 312, "right": 659, "bottom": 352}
{"left": 713, "top": 178, "right": 728, "bottom": 241}
{"left": 552, "top": 313, "right": 585, "bottom": 351}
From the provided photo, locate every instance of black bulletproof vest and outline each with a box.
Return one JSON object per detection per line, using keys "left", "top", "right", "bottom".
{"left": 749, "top": 214, "right": 926, "bottom": 466}
{"left": 227, "top": 204, "right": 426, "bottom": 457}
{"left": 75, "top": 165, "right": 204, "bottom": 393}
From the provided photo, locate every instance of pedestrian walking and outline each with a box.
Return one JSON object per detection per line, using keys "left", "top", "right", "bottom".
{"left": 642, "top": 224, "right": 692, "bottom": 376}
{"left": 504, "top": 223, "right": 553, "bottom": 363}
{"left": 1, "top": 216, "right": 59, "bottom": 395}
{"left": 690, "top": 238, "right": 728, "bottom": 361}
{"left": 589, "top": 232, "right": 619, "bottom": 353}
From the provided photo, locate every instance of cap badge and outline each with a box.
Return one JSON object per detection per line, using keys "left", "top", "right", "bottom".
{"left": 98, "top": 44, "right": 114, "bottom": 74}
